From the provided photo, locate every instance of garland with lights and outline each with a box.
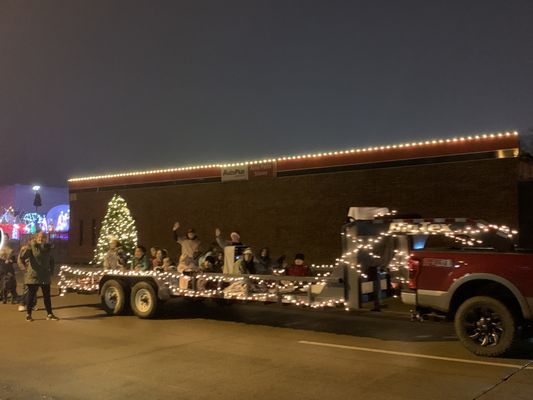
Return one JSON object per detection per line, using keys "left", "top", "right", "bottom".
{"left": 92, "top": 195, "right": 138, "bottom": 266}
{"left": 69, "top": 131, "right": 518, "bottom": 182}
{"left": 58, "top": 265, "right": 346, "bottom": 309}
{"left": 60, "top": 210, "right": 519, "bottom": 312}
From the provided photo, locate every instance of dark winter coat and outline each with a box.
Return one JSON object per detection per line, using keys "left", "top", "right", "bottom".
{"left": 0, "top": 257, "right": 17, "bottom": 292}
{"left": 20, "top": 242, "right": 55, "bottom": 285}
{"left": 0, "top": 256, "right": 16, "bottom": 277}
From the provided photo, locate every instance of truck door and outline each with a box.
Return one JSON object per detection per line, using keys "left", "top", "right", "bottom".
{"left": 411, "top": 234, "right": 460, "bottom": 293}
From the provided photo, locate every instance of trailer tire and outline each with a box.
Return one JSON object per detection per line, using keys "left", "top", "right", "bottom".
{"left": 130, "top": 282, "right": 158, "bottom": 319}
{"left": 101, "top": 280, "right": 128, "bottom": 315}
{"left": 455, "top": 296, "right": 517, "bottom": 357}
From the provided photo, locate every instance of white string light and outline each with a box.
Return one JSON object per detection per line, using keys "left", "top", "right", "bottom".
{"left": 68, "top": 131, "right": 519, "bottom": 182}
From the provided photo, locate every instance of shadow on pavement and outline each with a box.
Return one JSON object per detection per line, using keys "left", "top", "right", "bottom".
{"left": 152, "top": 298, "right": 459, "bottom": 343}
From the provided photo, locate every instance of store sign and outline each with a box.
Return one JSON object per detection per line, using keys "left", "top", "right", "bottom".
{"left": 221, "top": 167, "right": 249, "bottom": 182}
{"left": 249, "top": 162, "right": 277, "bottom": 179}
{"left": 221, "top": 161, "right": 277, "bottom": 182}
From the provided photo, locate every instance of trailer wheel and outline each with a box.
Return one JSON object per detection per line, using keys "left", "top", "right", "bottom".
{"left": 101, "top": 280, "right": 128, "bottom": 315}
{"left": 455, "top": 296, "right": 517, "bottom": 357}
{"left": 130, "top": 282, "right": 158, "bottom": 319}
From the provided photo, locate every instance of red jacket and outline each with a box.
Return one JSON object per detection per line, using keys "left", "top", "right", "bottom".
{"left": 286, "top": 263, "right": 310, "bottom": 276}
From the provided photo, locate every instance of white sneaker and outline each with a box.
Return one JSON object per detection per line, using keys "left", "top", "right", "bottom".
{"left": 18, "top": 305, "right": 26, "bottom": 312}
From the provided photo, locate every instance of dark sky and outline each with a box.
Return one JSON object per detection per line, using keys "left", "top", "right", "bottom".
{"left": 1, "top": 0, "right": 532, "bottom": 186}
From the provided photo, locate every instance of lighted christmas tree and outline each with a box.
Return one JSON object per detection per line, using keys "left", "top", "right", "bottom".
{"left": 93, "top": 194, "right": 138, "bottom": 266}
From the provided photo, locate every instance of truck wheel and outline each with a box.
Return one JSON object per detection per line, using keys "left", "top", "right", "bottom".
{"left": 130, "top": 282, "right": 158, "bottom": 319}
{"left": 455, "top": 296, "right": 517, "bottom": 357}
{"left": 101, "top": 280, "right": 128, "bottom": 315}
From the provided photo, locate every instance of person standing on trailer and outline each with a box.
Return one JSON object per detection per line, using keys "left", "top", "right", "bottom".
{"left": 173, "top": 222, "right": 201, "bottom": 289}
{"left": 173, "top": 222, "right": 201, "bottom": 271}
{"left": 215, "top": 228, "right": 246, "bottom": 274}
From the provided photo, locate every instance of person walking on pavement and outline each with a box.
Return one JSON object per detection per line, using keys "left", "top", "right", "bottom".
{"left": 20, "top": 231, "right": 59, "bottom": 322}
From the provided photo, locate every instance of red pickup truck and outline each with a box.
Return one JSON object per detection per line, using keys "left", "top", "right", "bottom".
{"left": 344, "top": 214, "right": 533, "bottom": 356}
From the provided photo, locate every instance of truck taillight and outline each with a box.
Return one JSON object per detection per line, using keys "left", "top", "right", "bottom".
{"left": 407, "top": 256, "right": 421, "bottom": 290}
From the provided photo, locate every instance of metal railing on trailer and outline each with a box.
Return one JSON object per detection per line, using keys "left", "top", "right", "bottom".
{"left": 58, "top": 265, "right": 348, "bottom": 317}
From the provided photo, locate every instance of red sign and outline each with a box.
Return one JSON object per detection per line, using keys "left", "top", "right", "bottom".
{"left": 248, "top": 162, "right": 276, "bottom": 179}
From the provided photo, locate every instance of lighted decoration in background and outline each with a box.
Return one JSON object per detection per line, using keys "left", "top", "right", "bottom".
{"left": 21, "top": 212, "right": 47, "bottom": 234}
{"left": 46, "top": 204, "right": 70, "bottom": 232}
{"left": 0, "top": 207, "right": 16, "bottom": 224}
{"left": 93, "top": 195, "right": 138, "bottom": 266}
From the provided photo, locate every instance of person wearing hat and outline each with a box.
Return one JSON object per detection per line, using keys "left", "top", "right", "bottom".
{"left": 172, "top": 221, "right": 201, "bottom": 273}
{"left": 234, "top": 248, "right": 259, "bottom": 274}
{"left": 215, "top": 228, "right": 246, "bottom": 274}
{"left": 286, "top": 253, "right": 311, "bottom": 276}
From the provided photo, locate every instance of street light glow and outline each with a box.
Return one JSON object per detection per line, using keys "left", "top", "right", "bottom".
{"left": 32, "top": 185, "right": 41, "bottom": 192}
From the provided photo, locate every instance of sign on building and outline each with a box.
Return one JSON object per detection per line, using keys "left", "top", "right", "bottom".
{"left": 249, "top": 162, "right": 277, "bottom": 179}
{"left": 221, "top": 167, "right": 249, "bottom": 182}
{"left": 221, "top": 161, "right": 277, "bottom": 182}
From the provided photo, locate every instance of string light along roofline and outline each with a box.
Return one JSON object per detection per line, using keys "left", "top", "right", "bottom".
{"left": 68, "top": 130, "right": 519, "bottom": 183}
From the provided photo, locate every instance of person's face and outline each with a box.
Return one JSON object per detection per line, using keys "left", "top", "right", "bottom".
{"left": 156, "top": 249, "right": 163, "bottom": 259}
{"left": 261, "top": 249, "right": 268, "bottom": 257}
{"left": 162, "top": 258, "right": 170, "bottom": 266}
{"left": 294, "top": 259, "right": 304, "bottom": 266}
{"left": 110, "top": 240, "right": 118, "bottom": 249}
{"left": 243, "top": 253, "right": 252, "bottom": 262}
{"left": 187, "top": 232, "right": 195, "bottom": 240}
{"left": 35, "top": 232, "right": 45, "bottom": 244}
{"left": 135, "top": 248, "right": 144, "bottom": 258}
{"left": 150, "top": 248, "right": 157, "bottom": 257}
{"left": 217, "top": 253, "right": 223, "bottom": 261}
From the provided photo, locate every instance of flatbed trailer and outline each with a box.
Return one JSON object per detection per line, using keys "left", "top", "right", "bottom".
{"left": 58, "top": 266, "right": 348, "bottom": 318}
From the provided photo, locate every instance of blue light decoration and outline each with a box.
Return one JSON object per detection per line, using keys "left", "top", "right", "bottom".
{"left": 21, "top": 213, "right": 45, "bottom": 233}
{"left": 46, "top": 204, "right": 70, "bottom": 232}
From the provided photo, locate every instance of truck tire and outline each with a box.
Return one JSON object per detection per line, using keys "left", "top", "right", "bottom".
{"left": 130, "top": 282, "right": 158, "bottom": 319}
{"left": 101, "top": 280, "right": 128, "bottom": 315}
{"left": 455, "top": 296, "right": 517, "bottom": 357}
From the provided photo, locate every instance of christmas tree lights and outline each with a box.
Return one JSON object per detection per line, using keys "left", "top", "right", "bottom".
{"left": 92, "top": 195, "right": 138, "bottom": 266}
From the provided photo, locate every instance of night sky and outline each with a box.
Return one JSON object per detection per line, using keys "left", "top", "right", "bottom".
{"left": 1, "top": 0, "right": 532, "bottom": 186}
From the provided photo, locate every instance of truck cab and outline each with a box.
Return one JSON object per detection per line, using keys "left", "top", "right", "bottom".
{"left": 343, "top": 210, "right": 533, "bottom": 356}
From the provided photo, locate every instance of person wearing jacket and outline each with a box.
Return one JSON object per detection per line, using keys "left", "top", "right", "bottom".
{"left": 132, "top": 245, "right": 151, "bottom": 271}
{"left": 103, "top": 239, "right": 126, "bottom": 270}
{"left": 20, "top": 232, "right": 59, "bottom": 321}
{"left": 172, "top": 222, "right": 201, "bottom": 273}
{"left": 215, "top": 228, "right": 246, "bottom": 274}
{"left": 286, "top": 253, "right": 311, "bottom": 277}
{"left": 0, "top": 246, "right": 18, "bottom": 304}
{"left": 234, "top": 248, "right": 259, "bottom": 274}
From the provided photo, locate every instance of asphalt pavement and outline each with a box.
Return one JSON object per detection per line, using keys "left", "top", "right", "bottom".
{"left": 0, "top": 286, "right": 532, "bottom": 400}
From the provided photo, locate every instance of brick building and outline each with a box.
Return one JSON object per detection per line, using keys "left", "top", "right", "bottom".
{"left": 67, "top": 132, "right": 533, "bottom": 264}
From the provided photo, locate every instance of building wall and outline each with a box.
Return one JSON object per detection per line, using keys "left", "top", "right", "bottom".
{"left": 68, "top": 157, "right": 520, "bottom": 264}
